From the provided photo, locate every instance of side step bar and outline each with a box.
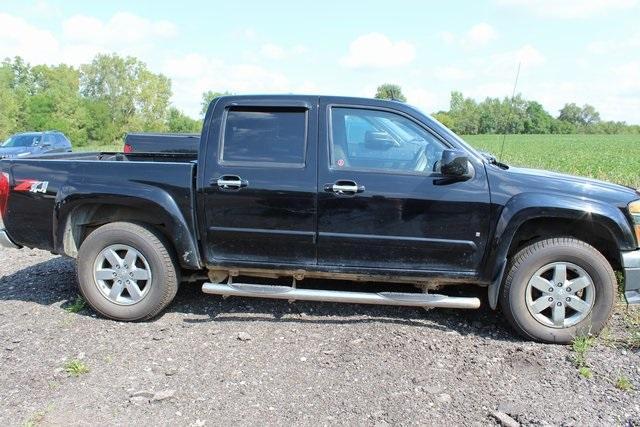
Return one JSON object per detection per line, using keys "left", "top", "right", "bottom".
{"left": 202, "top": 282, "right": 481, "bottom": 309}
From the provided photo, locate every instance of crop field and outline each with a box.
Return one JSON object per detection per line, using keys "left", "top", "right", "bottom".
{"left": 465, "top": 134, "right": 640, "bottom": 188}
{"left": 80, "top": 134, "right": 640, "bottom": 188}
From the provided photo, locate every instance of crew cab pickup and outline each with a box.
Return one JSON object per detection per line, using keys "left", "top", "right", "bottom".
{"left": 1, "top": 95, "right": 639, "bottom": 343}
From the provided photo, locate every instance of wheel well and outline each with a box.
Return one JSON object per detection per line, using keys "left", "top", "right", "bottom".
{"left": 507, "top": 217, "right": 622, "bottom": 270}
{"left": 62, "top": 204, "right": 173, "bottom": 258}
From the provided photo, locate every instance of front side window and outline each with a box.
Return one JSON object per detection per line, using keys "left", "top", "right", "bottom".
{"left": 331, "top": 107, "right": 446, "bottom": 174}
{"left": 221, "top": 107, "right": 306, "bottom": 166}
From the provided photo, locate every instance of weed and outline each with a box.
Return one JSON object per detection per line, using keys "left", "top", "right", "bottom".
{"left": 64, "top": 295, "right": 86, "bottom": 313}
{"left": 571, "top": 335, "right": 595, "bottom": 368}
{"left": 578, "top": 366, "right": 593, "bottom": 379}
{"left": 63, "top": 359, "right": 89, "bottom": 376}
{"left": 615, "top": 376, "right": 633, "bottom": 391}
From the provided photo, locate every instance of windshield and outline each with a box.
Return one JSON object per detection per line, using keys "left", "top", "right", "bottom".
{"left": 1, "top": 134, "right": 41, "bottom": 148}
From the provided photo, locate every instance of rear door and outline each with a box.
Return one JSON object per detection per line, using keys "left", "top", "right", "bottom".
{"left": 317, "top": 99, "right": 491, "bottom": 273}
{"left": 200, "top": 97, "right": 318, "bottom": 266}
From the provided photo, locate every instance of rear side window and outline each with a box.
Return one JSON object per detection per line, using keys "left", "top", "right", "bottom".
{"left": 221, "top": 107, "right": 307, "bottom": 167}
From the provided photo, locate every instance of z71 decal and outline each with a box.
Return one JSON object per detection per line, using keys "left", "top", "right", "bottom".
{"left": 14, "top": 180, "right": 49, "bottom": 193}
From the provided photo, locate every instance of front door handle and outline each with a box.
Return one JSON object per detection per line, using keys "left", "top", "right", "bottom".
{"left": 324, "top": 180, "right": 365, "bottom": 195}
{"left": 213, "top": 175, "right": 248, "bottom": 190}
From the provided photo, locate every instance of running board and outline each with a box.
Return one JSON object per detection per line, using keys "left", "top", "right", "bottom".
{"left": 201, "top": 282, "right": 481, "bottom": 309}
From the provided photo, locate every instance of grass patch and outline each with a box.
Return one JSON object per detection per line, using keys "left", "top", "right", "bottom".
{"left": 571, "top": 335, "right": 595, "bottom": 369}
{"left": 578, "top": 366, "right": 593, "bottom": 379}
{"left": 64, "top": 295, "right": 86, "bottom": 313}
{"left": 63, "top": 359, "right": 89, "bottom": 376}
{"left": 615, "top": 376, "right": 633, "bottom": 391}
{"left": 75, "top": 142, "right": 122, "bottom": 153}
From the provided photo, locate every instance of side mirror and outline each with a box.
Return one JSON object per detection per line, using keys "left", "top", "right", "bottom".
{"left": 364, "top": 131, "right": 396, "bottom": 150}
{"left": 440, "top": 149, "right": 474, "bottom": 179}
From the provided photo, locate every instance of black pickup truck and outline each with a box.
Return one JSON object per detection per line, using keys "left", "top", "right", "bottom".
{"left": 1, "top": 95, "right": 638, "bottom": 343}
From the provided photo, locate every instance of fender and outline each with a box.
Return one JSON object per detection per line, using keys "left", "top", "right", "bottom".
{"left": 53, "top": 182, "right": 202, "bottom": 270}
{"left": 485, "top": 192, "right": 636, "bottom": 308}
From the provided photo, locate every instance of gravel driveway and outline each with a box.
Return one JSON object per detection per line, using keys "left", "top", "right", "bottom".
{"left": 1, "top": 247, "right": 639, "bottom": 426}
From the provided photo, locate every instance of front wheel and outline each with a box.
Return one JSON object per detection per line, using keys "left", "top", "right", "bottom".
{"left": 77, "top": 222, "right": 179, "bottom": 321}
{"left": 500, "top": 237, "right": 616, "bottom": 343}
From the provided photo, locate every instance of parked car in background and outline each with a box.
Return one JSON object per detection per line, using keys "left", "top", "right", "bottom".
{"left": 124, "top": 132, "right": 200, "bottom": 154}
{"left": 0, "top": 131, "right": 72, "bottom": 159}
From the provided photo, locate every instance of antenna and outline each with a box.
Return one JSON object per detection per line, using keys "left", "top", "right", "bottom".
{"left": 498, "top": 62, "right": 521, "bottom": 163}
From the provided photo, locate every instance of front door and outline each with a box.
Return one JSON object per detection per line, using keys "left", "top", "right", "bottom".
{"left": 201, "top": 97, "right": 318, "bottom": 266}
{"left": 317, "top": 100, "right": 491, "bottom": 273}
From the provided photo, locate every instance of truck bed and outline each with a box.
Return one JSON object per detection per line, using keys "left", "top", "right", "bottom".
{"left": 32, "top": 151, "right": 198, "bottom": 163}
{"left": 1, "top": 153, "right": 198, "bottom": 259}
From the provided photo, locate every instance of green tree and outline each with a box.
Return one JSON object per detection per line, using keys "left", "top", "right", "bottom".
{"left": 0, "top": 65, "right": 19, "bottom": 138}
{"left": 80, "top": 54, "right": 172, "bottom": 141}
{"left": 374, "top": 84, "right": 407, "bottom": 102}
{"left": 167, "top": 107, "right": 202, "bottom": 133}
{"left": 448, "top": 91, "right": 480, "bottom": 134}
{"left": 558, "top": 103, "right": 583, "bottom": 126}
{"left": 432, "top": 111, "right": 455, "bottom": 129}
{"left": 200, "top": 90, "right": 231, "bottom": 116}
{"left": 524, "top": 101, "right": 554, "bottom": 134}
{"left": 580, "top": 104, "right": 601, "bottom": 126}
{"left": 27, "top": 64, "right": 88, "bottom": 145}
{"left": 2, "top": 57, "right": 35, "bottom": 130}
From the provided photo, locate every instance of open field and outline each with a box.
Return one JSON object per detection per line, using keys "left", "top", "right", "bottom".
{"left": 78, "top": 134, "right": 640, "bottom": 187}
{"left": 466, "top": 134, "right": 640, "bottom": 188}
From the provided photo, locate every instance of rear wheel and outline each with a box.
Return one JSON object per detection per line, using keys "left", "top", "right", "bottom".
{"left": 77, "top": 222, "right": 179, "bottom": 321}
{"left": 500, "top": 237, "right": 616, "bottom": 343}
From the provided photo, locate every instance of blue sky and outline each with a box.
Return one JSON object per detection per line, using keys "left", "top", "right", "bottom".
{"left": 1, "top": 0, "right": 639, "bottom": 123}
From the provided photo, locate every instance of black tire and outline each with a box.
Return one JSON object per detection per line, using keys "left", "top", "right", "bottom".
{"left": 77, "top": 222, "right": 179, "bottom": 321}
{"left": 500, "top": 237, "right": 616, "bottom": 344}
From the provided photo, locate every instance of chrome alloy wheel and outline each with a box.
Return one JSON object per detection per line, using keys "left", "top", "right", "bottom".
{"left": 93, "top": 244, "right": 152, "bottom": 305}
{"left": 525, "top": 262, "right": 595, "bottom": 328}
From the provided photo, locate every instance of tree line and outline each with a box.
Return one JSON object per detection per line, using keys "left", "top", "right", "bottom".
{"left": 1, "top": 57, "right": 637, "bottom": 148}
{"left": 375, "top": 83, "right": 639, "bottom": 135}
{"left": 0, "top": 54, "right": 206, "bottom": 146}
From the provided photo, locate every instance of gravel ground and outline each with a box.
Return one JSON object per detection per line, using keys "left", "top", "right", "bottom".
{"left": 1, "top": 247, "right": 639, "bottom": 426}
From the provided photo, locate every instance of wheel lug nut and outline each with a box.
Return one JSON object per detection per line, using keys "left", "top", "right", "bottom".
{"left": 556, "top": 302, "right": 562, "bottom": 306}
{"left": 566, "top": 297, "right": 571, "bottom": 302}
{"left": 548, "top": 287, "right": 554, "bottom": 293}
{"left": 566, "top": 288, "right": 572, "bottom": 292}
{"left": 557, "top": 282, "right": 563, "bottom": 287}
{"left": 548, "top": 297, "right": 554, "bottom": 302}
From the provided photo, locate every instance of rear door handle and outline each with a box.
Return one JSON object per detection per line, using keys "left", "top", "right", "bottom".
{"left": 324, "top": 180, "right": 365, "bottom": 195}
{"left": 212, "top": 175, "right": 248, "bottom": 190}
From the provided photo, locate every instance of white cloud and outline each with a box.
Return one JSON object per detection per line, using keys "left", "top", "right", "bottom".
{"left": 464, "top": 23, "right": 498, "bottom": 47}
{"left": 495, "top": 0, "right": 638, "bottom": 18}
{"left": 260, "top": 43, "right": 309, "bottom": 60}
{"left": 0, "top": 12, "right": 178, "bottom": 66}
{"left": 163, "top": 53, "right": 291, "bottom": 117}
{"left": 30, "top": 1, "right": 62, "bottom": 17}
{"left": 341, "top": 33, "right": 416, "bottom": 69}
{"left": 60, "top": 12, "right": 177, "bottom": 64}
{"left": 403, "top": 87, "right": 440, "bottom": 113}
{"left": 0, "top": 13, "right": 60, "bottom": 64}
{"left": 438, "top": 23, "right": 498, "bottom": 48}
{"left": 587, "top": 32, "right": 640, "bottom": 54}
